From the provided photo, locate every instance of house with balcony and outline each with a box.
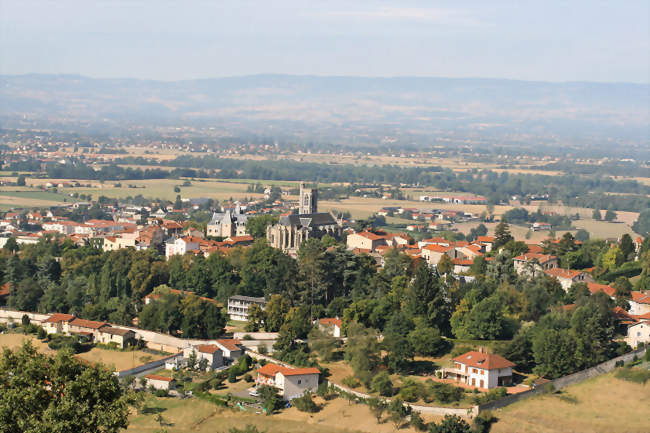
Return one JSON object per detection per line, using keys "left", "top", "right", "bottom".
{"left": 227, "top": 295, "right": 267, "bottom": 321}
{"left": 442, "top": 350, "right": 515, "bottom": 389}
{"left": 256, "top": 363, "right": 320, "bottom": 400}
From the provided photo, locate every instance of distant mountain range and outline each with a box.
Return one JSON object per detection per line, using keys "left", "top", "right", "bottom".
{"left": 1, "top": 74, "right": 648, "bottom": 150}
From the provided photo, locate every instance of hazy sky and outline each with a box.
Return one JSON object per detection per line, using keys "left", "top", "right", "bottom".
{"left": 1, "top": 0, "right": 648, "bottom": 83}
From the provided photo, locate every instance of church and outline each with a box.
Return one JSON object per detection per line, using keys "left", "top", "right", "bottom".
{"left": 266, "top": 182, "right": 341, "bottom": 253}
{"left": 207, "top": 204, "right": 249, "bottom": 238}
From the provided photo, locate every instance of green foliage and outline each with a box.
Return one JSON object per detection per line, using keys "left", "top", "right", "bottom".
{"left": 292, "top": 392, "right": 319, "bottom": 413}
{"left": 473, "top": 411, "right": 497, "bottom": 433}
{"left": 633, "top": 209, "right": 650, "bottom": 236}
{"left": 614, "top": 367, "right": 649, "bottom": 384}
{"left": 257, "top": 385, "right": 281, "bottom": 415}
{"left": 0, "top": 342, "right": 136, "bottom": 433}
{"left": 344, "top": 323, "right": 381, "bottom": 386}
{"left": 342, "top": 375, "right": 361, "bottom": 389}
{"left": 428, "top": 414, "right": 471, "bottom": 433}
{"left": 246, "top": 215, "right": 279, "bottom": 239}
{"left": 398, "top": 378, "right": 424, "bottom": 402}
{"left": 493, "top": 221, "right": 513, "bottom": 250}
{"left": 367, "top": 397, "right": 388, "bottom": 423}
{"left": 473, "top": 387, "right": 507, "bottom": 404}
{"left": 387, "top": 397, "right": 410, "bottom": 429}
{"left": 226, "top": 425, "right": 266, "bottom": 433}
{"left": 371, "top": 372, "right": 394, "bottom": 396}
{"left": 409, "top": 411, "right": 427, "bottom": 431}
{"left": 408, "top": 323, "right": 448, "bottom": 357}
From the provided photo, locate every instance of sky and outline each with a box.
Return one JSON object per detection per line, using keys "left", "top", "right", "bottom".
{"left": 0, "top": 0, "right": 648, "bottom": 83}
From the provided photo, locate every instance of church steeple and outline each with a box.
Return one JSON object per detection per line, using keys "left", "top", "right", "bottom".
{"left": 299, "top": 182, "right": 318, "bottom": 214}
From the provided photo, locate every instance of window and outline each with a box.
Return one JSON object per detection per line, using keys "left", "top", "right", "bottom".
{"left": 298, "top": 379, "right": 302, "bottom": 384}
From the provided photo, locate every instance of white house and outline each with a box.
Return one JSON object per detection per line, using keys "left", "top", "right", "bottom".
{"left": 144, "top": 374, "right": 176, "bottom": 391}
{"left": 227, "top": 295, "right": 267, "bottom": 321}
{"left": 544, "top": 268, "right": 595, "bottom": 291}
{"left": 443, "top": 350, "right": 515, "bottom": 389}
{"left": 42, "top": 313, "right": 76, "bottom": 335}
{"left": 256, "top": 363, "right": 320, "bottom": 400}
{"left": 165, "top": 236, "right": 201, "bottom": 258}
{"left": 317, "top": 317, "right": 342, "bottom": 337}
{"left": 214, "top": 339, "right": 244, "bottom": 360}
{"left": 625, "top": 321, "right": 650, "bottom": 348}
{"left": 513, "top": 253, "right": 559, "bottom": 276}
{"left": 629, "top": 291, "right": 650, "bottom": 316}
{"left": 183, "top": 344, "right": 224, "bottom": 370}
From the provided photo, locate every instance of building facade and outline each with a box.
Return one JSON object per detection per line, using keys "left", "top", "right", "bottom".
{"left": 228, "top": 295, "right": 267, "bottom": 321}
{"left": 207, "top": 205, "right": 249, "bottom": 238}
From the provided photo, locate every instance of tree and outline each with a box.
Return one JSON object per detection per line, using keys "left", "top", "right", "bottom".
{"left": 619, "top": 234, "right": 635, "bottom": 260}
{"left": 257, "top": 385, "right": 281, "bottom": 415}
{"left": 388, "top": 397, "right": 409, "bottom": 429}
{"left": 408, "top": 322, "right": 446, "bottom": 357}
{"left": 308, "top": 326, "right": 338, "bottom": 361}
{"left": 0, "top": 342, "right": 136, "bottom": 433}
{"left": 493, "top": 221, "right": 513, "bottom": 250}
{"left": 592, "top": 208, "right": 601, "bottom": 221}
{"left": 264, "top": 294, "right": 290, "bottom": 332}
{"left": 601, "top": 247, "right": 624, "bottom": 271}
{"left": 174, "top": 195, "right": 183, "bottom": 210}
{"left": 604, "top": 207, "right": 617, "bottom": 222}
{"left": 437, "top": 254, "right": 454, "bottom": 275}
{"left": 245, "top": 303, "right": 266, "bottom": 332}
{"left": 382, "top": 312, "right": 415, "bottom": 372}
{"left": 575, "top": 229, "right": 590, "bottom": 242}
{"left": 428, "top": 415, "right": 472, "bottom": 433}
{"left": 632, "top": 209, "right": 650, "bottom": 236}
{"left": 16, "top": 175, "right": 26, "bottom": 186}
{"left": 370, "top": 372, "right": 394, "bottom": 396}
{"left": 367, "top": 397, "right": 388, "bottom": 423}
{"left": 246, "top": 215, "right": 279, "bottom": 239}
{"left": 344, "top": 322, "right": 381, "bottom": 386}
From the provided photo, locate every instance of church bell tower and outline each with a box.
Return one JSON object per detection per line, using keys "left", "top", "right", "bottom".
{"left": 299, "top": 182, "right": 318, "bottom": 214}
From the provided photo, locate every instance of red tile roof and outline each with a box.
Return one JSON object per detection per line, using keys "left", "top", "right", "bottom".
{"left": 145, "top": 374, "right": 173, "bottom": 382}
{"left": 513, "top": 253, "right": 557, "bottom": 264}
{"left": 44, "top": 313, "right": 75, "bottom": 323}
{"left": 0, "top": 283, "right": 10, "bottom": 297}
{"left": 453, "top": 351, "right": 515, "bottom": 370}
{"left": 631, "top": 291, "right": 650, "bottom": 304}
{"left": 423, "top": 244, "right": 453, "bottom": 253}
{"left": 587, "top": 283, "right": 616, "bottom": 297}
{"left": 215, "top": 339, "right": 242, "bottom": 352}
{"left": 257, "top": 363, "right": 320, "bottom": 377}
{"left": 544, "top": 268, "right": 584, "bottom": 279}
{"left": 319, "top": 318, "right": 342, "bottom": 328}
{"left": 69, "top": 318, "right": 109, "bottom": 329}
{"left": 356, "top": 231, "right": 383, "bottom": 241}
{"left": 195, "top": 344, "right": 221, "bottom": 354}
{"left": 476, "top": 236, "right": 495, "bottom": 243}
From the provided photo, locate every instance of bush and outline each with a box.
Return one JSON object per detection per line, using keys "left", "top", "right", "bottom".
{"left": 473, "top": 410, "right": 497, "bottom": 433}
{"left": 292, "top": 392, "right": 319, "bottom": 413}
{"left": 258, "top": 345, "right": 268, "bottom": 355}
{"left": 473, "top": 387, "right": 508, "bottom": 405}
{"left": 154, "top": 389, "right": 168, "bottom": 397}
{"left": 428, "top": 381, "right": 463, "bottom": 403}
{"left": 614, "top": 367, "right": 650, "bottom": 385}
{"left": 21, "top": 314, "right": 30, "bottom": 327}
{"left": 243, "top": 373, "right": 253, "bottom": 383}
{"left": 342, "top": 375, "right": 361, "bottom": 389}
{"left": 371, "top": 372, "right": 394, "bottom": 397}
{"left": 37, "top": 327, "right": 46, "bottom": 340}
{"left": 228, "top": 368, "right": 238, "bottom": 383}
{"left": 397, "top": 379, "right": 423, "bottom": 402}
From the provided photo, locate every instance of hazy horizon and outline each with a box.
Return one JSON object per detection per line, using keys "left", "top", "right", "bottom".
{"left": 1, "top": 1, "right": 648, "bottom": 84}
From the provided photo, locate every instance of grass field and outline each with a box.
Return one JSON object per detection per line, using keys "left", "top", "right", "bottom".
{"left": 491, "top": 373, "right": 650, "bottom": 433}
{"left": 127, "top": 394, "right": 441, "bottom": 433}
{"left": 0, "top": 333, "right": 164, "bottom": 371}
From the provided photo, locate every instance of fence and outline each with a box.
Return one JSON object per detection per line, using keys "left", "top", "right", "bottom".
{"left": 477, "top": 346, "right": 647, "bottom": 413}
{"left": 0, "top": 308, "right": 49, "bottom": 325}
{"left": 114, "top": 353, "right": 181, "bottom": 378}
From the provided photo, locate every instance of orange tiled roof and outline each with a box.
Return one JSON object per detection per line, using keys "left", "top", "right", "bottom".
{"left": 195, "top": 344, "right": 221, "bottom": 354}
{"left": 145, "top": 374, "right": 173, "bottom": 382}
{"left": 631, "top": 291, "right": 650, "bottom": 304}
{"left": 44, "top": 313, "right": 75, "bottom": 323}
{"left": 257, "top": 363, "right": 320, "bottom": 377}
{"left": 453, "top": 351, "right": 515, "bottom": 370}
{"left": 587, "top": 283, "right": 616, "bottom": 297}
{"left": 513, "top": 253, "right": 557, "bottom": 264}
{"left": 215, "top": 339, "right": 242, "bottom": 352}
{"left": 69, "top": 318, "right": 109, "bottom": 329}
{"left": 319, "top": 318, "right": 342, "bottom": 328}
{"left": 544, "top": 268, "right": 583, "bottom": 279}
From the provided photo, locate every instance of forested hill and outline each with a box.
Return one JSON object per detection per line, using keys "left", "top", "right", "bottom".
{"left": 1, "top": 74, "right": 648, "bottom": 153}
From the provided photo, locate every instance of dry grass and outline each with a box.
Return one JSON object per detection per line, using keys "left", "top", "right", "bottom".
{"left": 0, "top": 333, "right": 163, "bottom": 372}
{"left": 491, "top": 373, "right": 650, "bottom": 433}
{"left": 127, "top": 394, "right": 443, "bottom": 433}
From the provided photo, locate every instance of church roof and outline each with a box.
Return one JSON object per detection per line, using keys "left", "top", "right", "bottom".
{"left": 279, "top": 213, "right": 337, "bottom": 228}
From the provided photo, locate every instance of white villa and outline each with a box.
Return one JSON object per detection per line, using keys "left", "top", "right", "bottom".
{"left": 443, "top": 350, "right": 515, "bottom": 389}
